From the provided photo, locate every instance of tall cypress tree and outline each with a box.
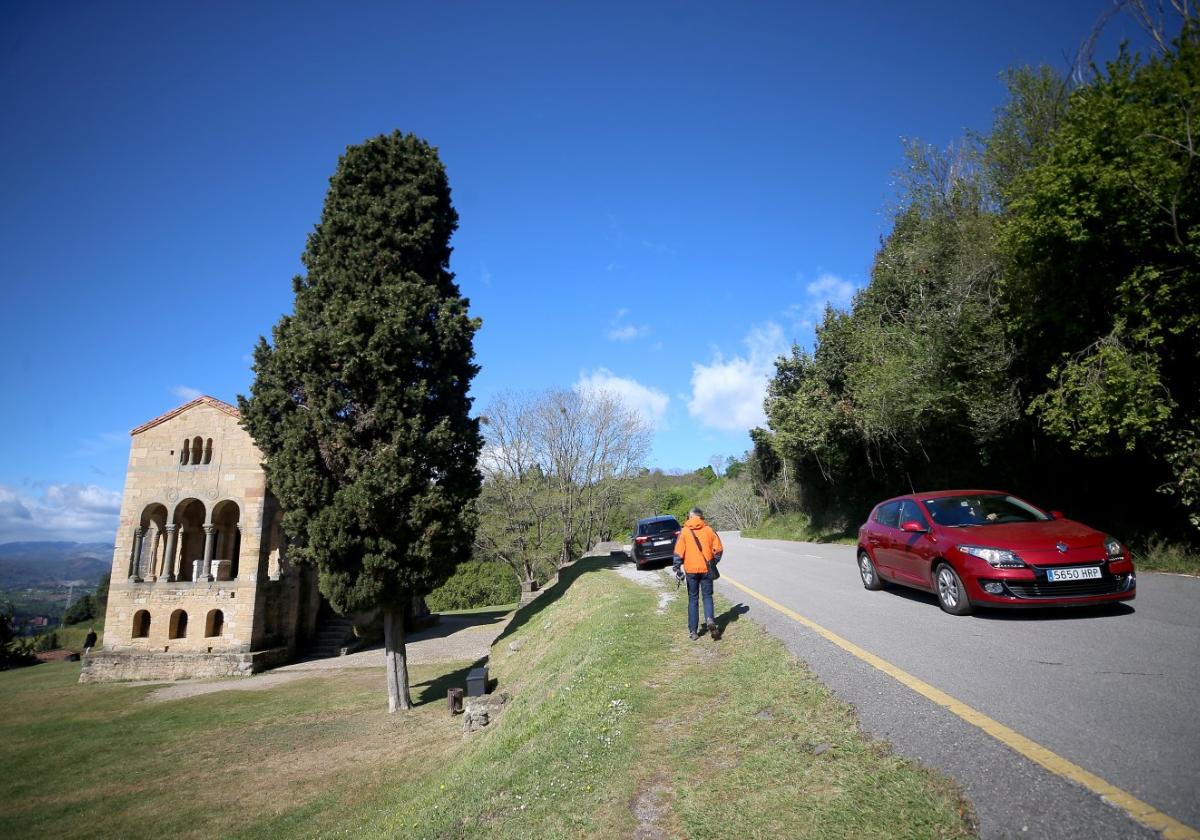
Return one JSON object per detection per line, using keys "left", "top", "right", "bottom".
{"left": 239, "top": 132, "right": 482, "bottom": 712}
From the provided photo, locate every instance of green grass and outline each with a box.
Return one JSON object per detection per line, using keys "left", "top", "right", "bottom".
{"left": 1132, "top": 538, "right": 1200, "bottom": 575}
{"left": 743, "top": 512, "right": 858, "bottom": 544}
{"left": 55, "top": 620, "right": 105, "bottom": 651}
{"left": 0, "top": 555, "right": 974, "bottom": 839}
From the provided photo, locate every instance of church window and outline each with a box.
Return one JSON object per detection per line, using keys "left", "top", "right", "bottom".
{"left": 181, "top": 439, "right": 190, "bottom": 465}
{"left": 132, "top": 610, "right": 151, "bottom": 638}
{"left": 169, "top": 609, "right": 188, "bottom": 639}
{"left": 203, "top": 438, "right": 213, "bottom": 464}
{"left": 205, "top": 609, "right": 224, "bottom": 637}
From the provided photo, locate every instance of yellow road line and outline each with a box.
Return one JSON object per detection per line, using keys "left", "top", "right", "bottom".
{"left": 723, "top": 575, "right": 1200, "bottom": 840}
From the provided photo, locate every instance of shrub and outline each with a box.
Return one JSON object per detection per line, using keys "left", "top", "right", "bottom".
{"left": 62, "top": 593, "right": 96, "bottom": 626}
{"left": 1132, "top": 538, "right": 1199, "bottom": 575}
{"left": 426, "top": 562, "right": 520, "bottom": 611}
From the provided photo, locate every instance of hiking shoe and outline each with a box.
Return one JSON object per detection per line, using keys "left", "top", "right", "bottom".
{"left": 708, "top": 620, "right": 722, "bottom": 640}
{"left": 689, "top": 631, "right": 699, "bottom": 641}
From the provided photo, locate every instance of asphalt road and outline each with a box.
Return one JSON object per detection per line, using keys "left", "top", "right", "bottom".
{"left": 712, "top": 531, "right": 1200, "bottom": 840}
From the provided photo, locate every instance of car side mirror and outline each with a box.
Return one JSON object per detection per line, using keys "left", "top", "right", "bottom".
{"left": 1050, "top": 510, "right": 1065, "bottom": 520}
{"left": 900, "top": 520, "right": 927, "bottom": 534}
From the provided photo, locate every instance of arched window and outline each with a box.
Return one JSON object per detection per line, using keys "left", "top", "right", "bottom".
{"left": 203, "top": 438, "right": 213, "bottom": 464}
{"left": 132, "top": 610, "right": 151, "bottom": 638}
{"left": 191, "top": 436, "right": 203, "bottom": 465}
{"left": 169, "top": 609, "right": 188, "bottom": 639}
{"left": 205, "top": 609, "right": 224, "bottom": 637}
{"left": 181, "top": 439, "right": 190, "bottom": 465}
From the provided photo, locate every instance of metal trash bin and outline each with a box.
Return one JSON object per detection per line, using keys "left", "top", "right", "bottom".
{"left": 466, "top": 666, "right": 488, "bottom": 697}
{"left": 448, "top": 687, "right": 464, "bottom": 714}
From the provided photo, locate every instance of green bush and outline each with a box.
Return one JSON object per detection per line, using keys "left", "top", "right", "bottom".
{"left": 1133, "top": 538, "right": 1199, "bottom": 575}
{"left": 62, "top": 593, "right": 96, "bottom": 626}
{"left": 33, "top": 631, "right": 60, "bottom": 652}
{"left": 426, "top": 562, "right": 519, "bottom": 612}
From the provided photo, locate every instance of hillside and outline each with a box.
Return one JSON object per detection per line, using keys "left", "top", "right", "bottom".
{"left": 0, "top": 552, "right": 974, "bottom": 838}
{"left": 0, "top": 541, "right": 112, "bottom": 589}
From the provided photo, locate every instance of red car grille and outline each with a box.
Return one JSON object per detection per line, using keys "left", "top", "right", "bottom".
{"left": 1005, "top": 579, "right": 1123, "bottom": 599}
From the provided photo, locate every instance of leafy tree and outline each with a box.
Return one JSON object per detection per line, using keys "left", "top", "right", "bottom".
{"left": 62, "top": 593, "right": 96, "bottom": 626}
{"left": 240, "top": 132, "right": 483, "bottom": 712}
{"left": 1004, "top": 25, "right": 1200, "bottom": 526}
{"left": 425, "top": 562, "right": 520, "bottom": 612}
{"left": 94, "top": 572, "right": 110, "bottom": 619}
{"left": 0, "top": 605, "right": 13, "bottom": 651}
{"left": 724, "top": 455, "right": 747, "bottom": 480}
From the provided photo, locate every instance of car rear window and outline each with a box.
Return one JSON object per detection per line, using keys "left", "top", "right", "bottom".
{"left": 639, "top": 518, "right": 680, "bottom": 536}
{"left": 874, "top": 501, "right": 901, "bottom": 529}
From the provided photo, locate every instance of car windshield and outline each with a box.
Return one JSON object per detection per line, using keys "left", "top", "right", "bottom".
{"left": 640, "top": 518, "right": 679, "bottom": 536}
{"left": 923, "top": 495, "right": 1049, "bottom": 527}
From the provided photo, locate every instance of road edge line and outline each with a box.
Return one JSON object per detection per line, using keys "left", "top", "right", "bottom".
{"left": 722, "top": 574, "right": 1199, "bottom": 840}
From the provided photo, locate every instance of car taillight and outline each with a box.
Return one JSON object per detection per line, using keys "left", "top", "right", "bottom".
{"left": 635, "top": 536, "right": 649, "bottom": 544}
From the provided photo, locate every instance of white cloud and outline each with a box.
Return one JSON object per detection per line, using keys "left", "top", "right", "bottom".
{"left": 170, "top": 385, "right": 203, "bottom": 401}
{"left": 0, "top": 483, "right": 121, "bottom": 544}
{"left": 605, "top": 309, "right": 650, "bottom": 342}
{"left": 574, "top": 369, "right": 670, "bottom": 430}
{"left": 788, "top": 272, "right": 858, "bottom": 328}
{"left": 607, "top": 324, "right": 649, "bottom": 342}
{"left": 806, "top": 273, "right": 856, "bottom": 308}
{"left": 687, "top": 322, "right": 789, "bottom": 432}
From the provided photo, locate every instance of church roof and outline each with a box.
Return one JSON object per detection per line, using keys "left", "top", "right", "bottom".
{"left": 130, "top": 395, "right": 240, "bottom": 436}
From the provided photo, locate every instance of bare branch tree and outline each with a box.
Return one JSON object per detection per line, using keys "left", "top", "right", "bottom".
{"left": 708, "top": 479, "right": 768, "bottom": 531}
{"left": 478, "top": 388, "right": 653, "bottom": 578}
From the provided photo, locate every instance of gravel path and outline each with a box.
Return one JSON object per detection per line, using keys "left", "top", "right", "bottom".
{"left": 145, "top": 609, "right": 515, "bottom": 703}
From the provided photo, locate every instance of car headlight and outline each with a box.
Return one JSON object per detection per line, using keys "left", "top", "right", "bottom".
{"left": 1104, "top": 536, "right": 1124, "bottom": 560}
{"left": 960, "top": 545, "right": 1026, "bottom": 568}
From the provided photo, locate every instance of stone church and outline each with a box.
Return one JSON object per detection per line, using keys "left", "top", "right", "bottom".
{"left": 81, "top": 396, "right": 322, "bottom": 682}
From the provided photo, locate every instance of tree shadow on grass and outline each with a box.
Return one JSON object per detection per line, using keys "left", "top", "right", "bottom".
{"left": 492, "top": 552, "right": 627, "bottom": 647}
{"left": 409, "top": 608, "right": 515, "bottom": 644}
{"left": 411, "top": 657, "right": 487, "bottom": 708}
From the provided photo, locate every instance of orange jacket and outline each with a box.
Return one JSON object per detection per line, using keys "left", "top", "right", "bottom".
{"left": 673, "top": 516, "right": 724, "bottom": 574}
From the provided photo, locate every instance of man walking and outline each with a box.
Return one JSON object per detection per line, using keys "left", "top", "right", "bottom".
{"left": 672, "top": 507, "right": 724, "bottom": 641}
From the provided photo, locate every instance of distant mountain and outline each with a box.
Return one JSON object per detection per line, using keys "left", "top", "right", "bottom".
{"left": 0, "top": 541, "right": 113, "bottom": 589}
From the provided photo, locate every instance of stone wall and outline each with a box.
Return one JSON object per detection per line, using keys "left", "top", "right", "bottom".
{"left": 89, "top": 396, "right": 318, "bottom": 682}
{"left": 106, "top": 579, "right": 254, "bottom": 653}
{"left": 79, "top": 648, "right": 291, "bottom": 683}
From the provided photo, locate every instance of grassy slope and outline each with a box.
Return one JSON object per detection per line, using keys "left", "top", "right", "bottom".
{"left": 0, "top": 555, "right": 974, "bottom": 839}
{"left": 743, "top": 512, "right": 858, "bottom": 545}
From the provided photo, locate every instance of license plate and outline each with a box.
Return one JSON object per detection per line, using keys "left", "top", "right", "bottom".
{"left": 1046, "top": 566, "right": 1101, "bottom": 582}
{"left": 654, "top": 539, "right": 672, "bottom": 546}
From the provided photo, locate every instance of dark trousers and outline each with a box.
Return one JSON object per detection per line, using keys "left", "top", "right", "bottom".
{"left": 686, "top": 572, "right": 715, "bottom": 634}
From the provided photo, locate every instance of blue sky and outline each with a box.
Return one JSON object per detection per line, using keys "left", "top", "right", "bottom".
{"left": 0, "top": 1, "right": 1150, "bottom": 542}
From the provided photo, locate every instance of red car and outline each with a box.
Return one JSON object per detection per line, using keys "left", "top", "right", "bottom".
{"left": 857, "top": 490, "right": 1136, "bottom": 615}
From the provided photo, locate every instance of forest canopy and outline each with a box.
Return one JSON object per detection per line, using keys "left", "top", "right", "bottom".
{"left": 760, "top": 22, "right": 1199, "bottom": 538}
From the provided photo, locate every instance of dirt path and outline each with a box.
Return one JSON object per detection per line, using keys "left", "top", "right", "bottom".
{"left": 145, "top": 608, "right": 515, "bottom": 703}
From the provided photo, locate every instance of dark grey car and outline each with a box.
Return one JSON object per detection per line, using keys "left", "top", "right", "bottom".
{"left": 631, "top": 515, "right": 681, "bottom": 568}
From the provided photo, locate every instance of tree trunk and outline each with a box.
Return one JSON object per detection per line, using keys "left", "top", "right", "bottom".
{"left": 383, "top": 608, "right": 412, "bottom": 713}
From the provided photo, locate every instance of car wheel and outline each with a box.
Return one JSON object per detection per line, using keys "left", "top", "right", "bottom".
{"left": 935, "top": 562, "right": 973, "bottom": 616}
{"left": 858, "top": 552, "right": 883, "bottom": 590}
